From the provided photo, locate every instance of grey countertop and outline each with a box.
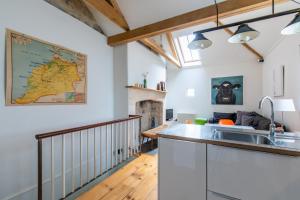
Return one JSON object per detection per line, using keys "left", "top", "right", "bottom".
{"left": 158, "top": 124, "right": 300, "bottom": 156}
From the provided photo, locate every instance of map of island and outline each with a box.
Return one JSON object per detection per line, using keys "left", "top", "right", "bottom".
{"left": 6, "top": 30, "right": 87, "bottom": 105}
{"left": 16, "top": 57, "right": 81, "bottom": 104}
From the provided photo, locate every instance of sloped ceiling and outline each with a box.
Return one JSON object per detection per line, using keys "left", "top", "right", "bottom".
{"left": 84, "top": 0, "right": 299, "bottom": 67}
{"left": 171, "top": 1, "right": 299, "bottom": 66}
{"left": 179, "top": 22, "right": 258, "bottom": 66}
{"left": 85, "top": 0, "right": 225, "bottom": 36}
{"left": 222, "top": 1, "right": 298, "bottom": 56}
{"left": 117, "top": 0, "right": 225, "bottom": 29}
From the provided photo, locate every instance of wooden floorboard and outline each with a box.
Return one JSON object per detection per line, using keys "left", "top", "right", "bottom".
{"left": 77, "top": 153, "right": 158, "bottom": 200}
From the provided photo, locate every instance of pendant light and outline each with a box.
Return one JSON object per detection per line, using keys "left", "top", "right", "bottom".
{"left": 281, "top": 12, "right": 300, "bottom": 35}
{"left": 228, "top": 24, "right": 260, "bottom": 43}
{"left": 188, "top": 0, "right": 217, "bottom": 50}
{"left": 188, "top": 32, "right": 212, "bottom": 49}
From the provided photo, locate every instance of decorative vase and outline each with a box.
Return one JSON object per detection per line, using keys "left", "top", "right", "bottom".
{"left": 144, "top": 78, "right": 147, "bottom": 88}
{"left": 142, "top": 72, "right": 149, "bottom": 88}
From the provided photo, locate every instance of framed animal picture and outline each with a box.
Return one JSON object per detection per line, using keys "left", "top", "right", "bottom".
{"left": 211, "top": 76, "right": 243, "bottom": 105}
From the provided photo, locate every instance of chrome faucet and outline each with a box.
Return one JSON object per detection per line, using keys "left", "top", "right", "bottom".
{"left": 259, "top": 96, "right": 276, "bottom": 137}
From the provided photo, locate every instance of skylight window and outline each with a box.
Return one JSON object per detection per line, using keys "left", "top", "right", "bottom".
{"left": 175, "top": 34, "right": 202, "bottom": 67}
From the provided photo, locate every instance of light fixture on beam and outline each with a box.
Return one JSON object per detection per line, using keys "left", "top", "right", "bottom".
{"left": 228, "top": 24, "right": 260, "bottom": 43}
{"left": 281, "top": 12, "right": 300, "bottom": 35}
{"left": 187, "top": 0, "right": 300, "bottom": 50}
{"left": 188, "top": 32, "right": 212, "bottom": 49}
{"left": 188, "top": 7, "right": 300, "bottom": 49}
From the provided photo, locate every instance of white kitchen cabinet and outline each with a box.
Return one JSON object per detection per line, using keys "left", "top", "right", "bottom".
{"left": 158, "top": 138, "right": 206, "bottom": 200}
{"left": 207, "top": 190, "right": 240, "bottom": 200}
{"left": 207, "top": 144, "right": 300, "bottom": 200}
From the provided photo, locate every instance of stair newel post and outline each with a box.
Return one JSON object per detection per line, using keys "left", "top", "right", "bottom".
{"left": 37, "top": 138, "right": 43, "bottom": 200}
{"left": 139, "top": 117, "right": 142, "bottom": 154}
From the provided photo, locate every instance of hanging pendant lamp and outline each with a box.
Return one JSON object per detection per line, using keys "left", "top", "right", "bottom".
{"left": 281, "top": 12, "right": 300, "bottom": 35}
{"left": 188, "top": 32, "right": 212, "bottom": 49}
{"left": 228, "top": 24, "right": 260, "bottom": 43}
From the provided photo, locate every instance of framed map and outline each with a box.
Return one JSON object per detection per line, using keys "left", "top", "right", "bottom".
{"left": 6, "top": 29, "right": 87, "bottom": 105}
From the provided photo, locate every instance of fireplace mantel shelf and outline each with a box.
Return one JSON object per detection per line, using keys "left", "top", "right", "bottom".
{"left": 126, "top": 86, "right": 167, "bottom": 94}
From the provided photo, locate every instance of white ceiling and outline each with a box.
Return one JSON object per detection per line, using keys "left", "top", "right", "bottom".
{"left": 117, "top": 0, "right": 225, "bottom": 29}
{"left": 222, "top": 1, "right": 299, "bottom": 56}
{"left": 85, "top": 0, "right": 300, "bottom": 67}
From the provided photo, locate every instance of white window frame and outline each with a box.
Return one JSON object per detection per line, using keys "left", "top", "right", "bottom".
{"left": 174, "top": 34, "right": 202, "bottom": 67}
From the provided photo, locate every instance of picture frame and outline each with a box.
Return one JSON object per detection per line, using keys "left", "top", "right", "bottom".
{"left": 6, "top": 29, "right": 87, "bottom": 105}
{"left": 273, "top": 65, "right": 285, "bottom": 97}
{"left": 211, "top": 75, "right": 243, "bottom": 105}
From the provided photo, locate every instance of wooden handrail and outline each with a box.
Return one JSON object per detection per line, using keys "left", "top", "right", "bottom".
{"left": 35, "top": 115, "right": 142, "bottom": 140}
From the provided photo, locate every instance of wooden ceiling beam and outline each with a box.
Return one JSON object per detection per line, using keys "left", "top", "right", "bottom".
{"left": 217, "top": 21, "right": 264, "bottom": 61}
{"left": 45, "top": 0, "right": 104, "bottom": 34}
{"left": 141, "top": 38, "right": 181, "bottom": 67}
{"left": 108, "top": 0, "right": 122, "bottom": 13}
{"left": 86, "top": 0, "right": 181, "bottom": 67}
{"left": 166, "top": 32, "right": 179, "bottom": 61}
{"left": 107, "top": 0, "right": 288, "bottom": 46}
{"left": 108, "top": 0, "right": 128, "bottom": 28}
{"left": 85, "top": 0, "right": 130, "bottom": 30}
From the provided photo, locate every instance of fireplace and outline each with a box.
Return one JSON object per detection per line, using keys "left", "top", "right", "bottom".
{"left": 136, "top": 100, "right": 163, "bottom": 132}
{"left": 127, "top": 86, "right": 166, "bottom": 132}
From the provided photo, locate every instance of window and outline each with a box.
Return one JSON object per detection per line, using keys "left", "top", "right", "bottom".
{"left": 175, "top": 34, "right": 202, "bottom": 67}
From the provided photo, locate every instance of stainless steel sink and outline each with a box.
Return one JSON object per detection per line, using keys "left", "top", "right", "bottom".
{"left": 213, "top": 130, "right": 274, "bottom": 145}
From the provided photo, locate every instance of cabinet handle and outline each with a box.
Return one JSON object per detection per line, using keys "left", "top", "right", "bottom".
{"left": 209, "top": 190, "right": 241, "bottom": 200}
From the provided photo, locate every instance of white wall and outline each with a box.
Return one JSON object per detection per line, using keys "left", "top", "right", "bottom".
{"left": 113, "top": 41, "right": 167, "bottom": 118}
{"left": 127, "top": 42, "right": 166, "bottom": 89}
{"left": 0, "top": 0, "right": 114, "bottom": 199}
{"left": 166, "top": 61, "right": 262, "bottom": 119}
{"left": 262, "top": 34, "right": 300, "bottom": 131}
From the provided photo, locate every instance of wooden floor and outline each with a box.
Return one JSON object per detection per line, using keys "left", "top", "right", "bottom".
{"left": 77, "top": 152, "right": 158, "bottom": 200}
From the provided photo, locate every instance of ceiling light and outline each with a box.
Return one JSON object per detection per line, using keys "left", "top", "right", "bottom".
{"left": 281, "top": 12, "right": 300, "bottom": 35}
{"left": 228, "top": 24, "right": 260, "bottom": 43}
{"left": 188, "top": 33, "right": 212, "bottom": 49}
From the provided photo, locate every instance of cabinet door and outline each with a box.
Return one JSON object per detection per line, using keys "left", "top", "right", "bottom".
{"left": 158, "top": 138, "right": 206, "bottom": 200}
{"left": 207, "top": 144, "right": 300, "bottom": 200}
{"left": 207, "top": 190, "right": 240, "bottom": 200}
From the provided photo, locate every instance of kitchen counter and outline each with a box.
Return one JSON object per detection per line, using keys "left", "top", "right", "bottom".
{"left": 158, "top": 124, "right": 300, "bottom": 156}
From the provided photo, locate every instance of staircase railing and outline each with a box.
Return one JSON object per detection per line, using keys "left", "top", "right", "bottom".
{"left": 35, "top": 115, "right": 142, "bottom": 200}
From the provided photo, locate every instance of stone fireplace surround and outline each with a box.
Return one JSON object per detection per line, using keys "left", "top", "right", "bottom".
{"left": 136, "top": 100, "right": 163, "bottom": 132}
{"left": 128, "top": 87, "right": 166, "bottom": 131}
